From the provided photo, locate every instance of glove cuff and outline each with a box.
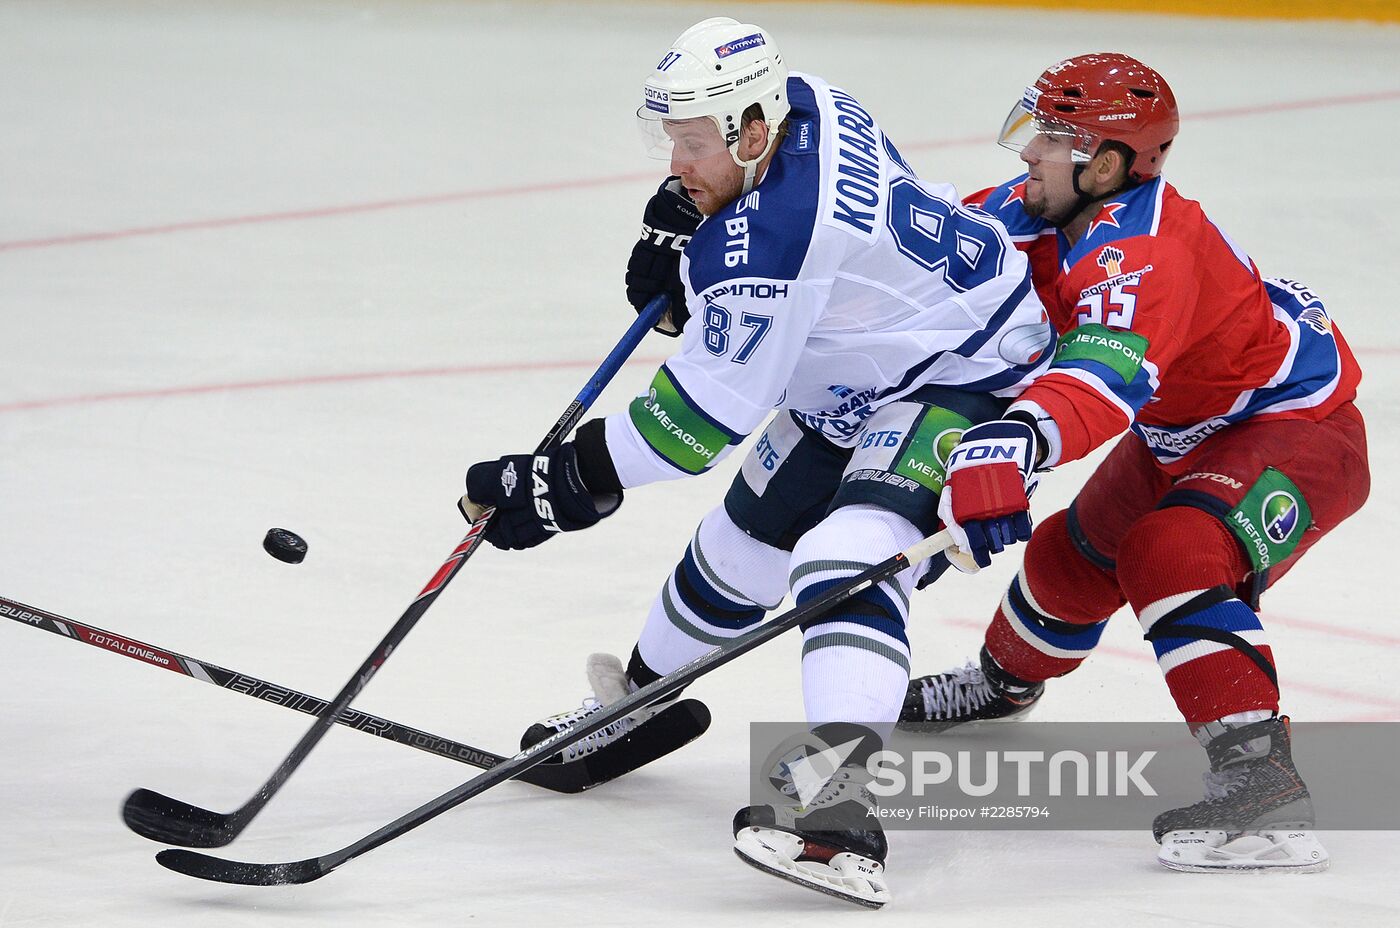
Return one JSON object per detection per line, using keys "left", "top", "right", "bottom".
{"left": 659, "top": 176, "right": 703, "bottom": 227}
{"left": 573, "top": 418, "right": 623, "bottom": 497}
{"left": 948, "top": 467, "right": 1030, "bottom": 522}
{"left": 1002, "top": 409, "right": 1048, "bottom": 469}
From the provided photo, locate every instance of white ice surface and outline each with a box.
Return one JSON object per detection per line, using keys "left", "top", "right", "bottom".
{"left": 1, "top": 2, "right": 1397, "bottom": 925}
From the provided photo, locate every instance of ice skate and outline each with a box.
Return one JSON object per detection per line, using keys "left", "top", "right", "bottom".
{"left": 520, "top": 653, "right": 711, "bottom": 780}
{"left": 898, "top": 645, "right": 1044, "bottom": 732}
{"left": 733, "top": 726, "right": 890, "bottom": 908}
{"left": 521, "top": 653, "right": 673, "bottom": 760}
{"left": 1154, "top": 715, "right": 1328, "bottom": 873}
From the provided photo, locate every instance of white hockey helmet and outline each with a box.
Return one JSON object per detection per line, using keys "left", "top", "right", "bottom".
{"left": 638, "top": 17, "right": 789, "bottom": 193}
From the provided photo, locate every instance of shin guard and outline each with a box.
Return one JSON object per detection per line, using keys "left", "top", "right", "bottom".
{"left": 1118, "top": 508, "right": 1278, "bottom": 724}
{"left": 984, "top": 509, "right": 1125, "bottom": 681}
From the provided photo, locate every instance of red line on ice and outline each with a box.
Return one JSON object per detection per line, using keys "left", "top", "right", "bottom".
{"left": 1, "top": 343, "right": 1390, "bottom": 414}
{"left": 2, "top": 90, "right": 1397, "bottom": 253}
{"left": 0, "top": 356, "right": 668, "bottom": 414}
{"left": 943, "top": 617, "right": 1400, "bottom": 717}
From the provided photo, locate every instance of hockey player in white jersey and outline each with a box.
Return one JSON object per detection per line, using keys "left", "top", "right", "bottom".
{"left": 464, "top": 18, "right": 1054, "bottom": 908}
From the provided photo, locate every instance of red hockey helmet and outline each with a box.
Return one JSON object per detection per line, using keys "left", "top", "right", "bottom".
{"left": 999, "top": 53, "right": 1179, "bottom": 184}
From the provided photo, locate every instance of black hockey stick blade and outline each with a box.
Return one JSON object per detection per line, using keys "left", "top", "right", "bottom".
{"left": 122, "top": 699, "right": 696, "bottom": 847}
{"left": 129, "top": 700, "right": 709, "bottom": 847}
{"left": 157, "top": 848, "right": 325, "bottom": 885}
{"left": 123, "top": 790, "right": 245, "bottom": 848}
{"left": 150, "top": 703, "right": 713, "bottom": 885}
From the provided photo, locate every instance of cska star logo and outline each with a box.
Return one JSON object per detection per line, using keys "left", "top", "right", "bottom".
{"left": 1086, "top": 202, "right": 1126, "bottom": 239}
{"left": 1096, "top": 245, "right": 1125, "bottom": 277}
{"left": 1003, "top": 179, "right": 1028, "bottom": 209}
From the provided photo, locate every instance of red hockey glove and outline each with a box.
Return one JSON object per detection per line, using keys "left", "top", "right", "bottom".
{"left": 938, "top": 420, "right": 1040, "bottom": 570}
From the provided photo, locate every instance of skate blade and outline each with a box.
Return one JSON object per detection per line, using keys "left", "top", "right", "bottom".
{"left": 1157, "top": 830, "right": 1330, "bottom": 873}
{"left": 733, "top": 828, "right": 889, "bottom": 909}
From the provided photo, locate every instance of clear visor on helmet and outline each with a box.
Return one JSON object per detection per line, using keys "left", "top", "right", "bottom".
{"left": 997, "top": 97, "right": 1095, "bottom": 165}
{"left": 636, "top": 108, "right": 734, "bottom": 163}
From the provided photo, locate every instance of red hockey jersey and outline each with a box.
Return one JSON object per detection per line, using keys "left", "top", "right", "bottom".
{"left": 967, "top": 176, "right": 1361, "bottom": 473}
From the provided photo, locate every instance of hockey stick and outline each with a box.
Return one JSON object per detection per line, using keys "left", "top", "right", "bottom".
{"left": 123, "top": 295, "right": 671, "bottom": 848}
{"left": 3, "top": 594, "right": 619, "bottom": 793}
{"left": 156, "top": 529, "right": 956, "bottom": 885}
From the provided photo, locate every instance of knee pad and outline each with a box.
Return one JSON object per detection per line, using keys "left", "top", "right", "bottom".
{"left": 1116, "top": 507, "right": 1250, "bottom": 614}
{"left": 790, "top": 505, "right": 923, "bottom": 639}
{"left": 985, "top": 508, "right": 1125, "bottom": 681}
{"left": 636, "top": 506, "right": 787, "bottom": 677}
{"left": 690, "top": 505, "right": 791, "bottom": 612}
{"left": 1021, "top": 509, "right": 1127, "bottom": 624}
{"left": 1119, "top": 509, "right": 1277, "bottom": 724}
{"left": 791, "top": 506, "right": 922, "bottom": 723}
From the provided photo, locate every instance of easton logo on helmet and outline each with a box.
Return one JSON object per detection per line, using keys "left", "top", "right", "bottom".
{"left": 1262, "top": 491, "right": 1301, "bottom": 544}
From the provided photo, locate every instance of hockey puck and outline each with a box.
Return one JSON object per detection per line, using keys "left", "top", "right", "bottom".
{"left": 263, "top": 528, "right": 308, "bottom": 564}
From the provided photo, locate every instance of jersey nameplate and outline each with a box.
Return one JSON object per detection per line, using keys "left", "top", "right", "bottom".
{"left": 824, "top": 88, "right": 884, "bottom": 240}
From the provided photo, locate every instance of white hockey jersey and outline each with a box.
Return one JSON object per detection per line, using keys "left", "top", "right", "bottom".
{"left": 604, "top": 72, "right": 1054, "bottom": 487}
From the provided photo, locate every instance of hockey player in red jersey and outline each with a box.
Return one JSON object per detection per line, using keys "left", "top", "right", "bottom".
{"left": 899, "top": 53, "right": 1369, "bottom": 872}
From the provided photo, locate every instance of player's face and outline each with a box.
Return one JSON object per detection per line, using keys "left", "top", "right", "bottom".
{"left": 1020, "top": 132, "right": 1082, "bottom": 224}
{"left": 665, "top": 120, "right": 742, "bottom": 216}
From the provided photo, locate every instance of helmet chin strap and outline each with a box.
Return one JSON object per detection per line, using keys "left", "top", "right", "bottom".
{"left": 1052, "top": 164, "right": 1098, "bottom": 228}
{"left": 1050, "top": 162, "right": 1131, "bottom": 231}
{"left": 741, "top": 160, "right": 760, "bottom": 196}
{"left": 1050, "top": 144, "right": 1141, "bottom": 231}
{"left": 731, "top": 123, "right": 782, "bottom": 195}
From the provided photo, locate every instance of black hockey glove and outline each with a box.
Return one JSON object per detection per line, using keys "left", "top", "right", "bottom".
{"left": 463, "top": 441, "right": 622, "bottom": 551}
{"left": 625, "top": 176, "right": 702, "bottom": 336}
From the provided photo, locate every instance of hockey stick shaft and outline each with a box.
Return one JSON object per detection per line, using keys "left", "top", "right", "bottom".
{"left": 159, "top": 530, "right": 954, "bottom": 884}
{"left": 0, "top": 594, "right": 572, "bottom": 785}
{"left": 454, "top": 296, "right": 669, "bottom": 519}
{"left": 534, "top": 296, "right": 671, "bottom": 452}
{"left": 127, "top": 295, "right": 670, "bottom": 843}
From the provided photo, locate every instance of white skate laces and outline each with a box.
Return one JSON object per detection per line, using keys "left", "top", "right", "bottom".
{"left": 1201, "top": 766, "right": 1250, "bottom": 802}
{"left": 919, "top": 660, "right": 994, "bottom": 720}
{"left": 900, "top": 649, "right": 1043, "bottom": 731}
{"left": 524, "top": 653, "right": 673, "bottom": 763}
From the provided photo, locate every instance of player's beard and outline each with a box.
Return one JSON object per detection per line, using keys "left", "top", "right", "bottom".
{"left": 691, "top": 173, "right": 742, "bottom": 216}
{"left": 1022, "top": 171, "right": 1081, "bottom": 226}
{"left": 1024, "top": 189, "right": 1075, "bottom": 227}
{"left": 1022, "top": 177, "right": 1052, "bottom": 221}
